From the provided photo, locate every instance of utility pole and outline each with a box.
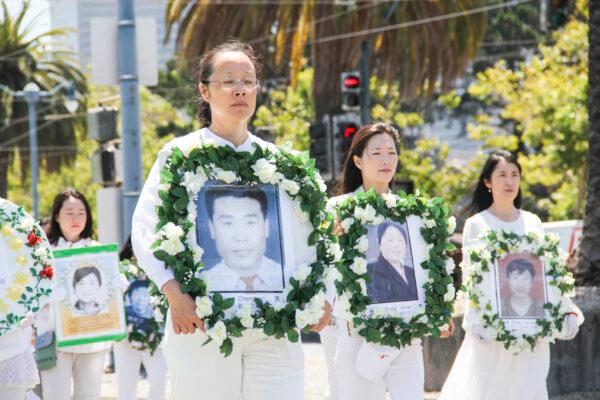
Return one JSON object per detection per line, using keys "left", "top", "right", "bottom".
{"left": 118, "top": 0, "right": 143, "bottom": 239}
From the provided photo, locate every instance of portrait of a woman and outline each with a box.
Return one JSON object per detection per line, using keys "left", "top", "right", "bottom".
{"left": 366, "top": 221, "right": 418, "bottom": 304}
{"left": 72, "top": 265, "right": 104, "bottom": 316}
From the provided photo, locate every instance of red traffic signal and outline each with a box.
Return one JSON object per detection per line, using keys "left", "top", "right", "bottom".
{"left": 343, "top": 75, "right": 361, "bottom": 89}
{"left": 343, "top": 124, "right": 358, "bottom": 138}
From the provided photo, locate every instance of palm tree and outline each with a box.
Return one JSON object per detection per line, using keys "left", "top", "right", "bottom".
{"left": 574, "top": 0, "right": 600, "bottom": 285}
{"left": 165, "top": 0, "right": 486, "bottom": 120}
{"left": 0, "top": 0, "right": 86, "bottom": 199}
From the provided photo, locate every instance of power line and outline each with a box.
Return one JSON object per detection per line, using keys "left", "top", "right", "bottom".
{"left": 0, "top": 110, "right": 85, "bottom": 149}
{"left": 310, "top": 0, "right": 534, "bottom": 45}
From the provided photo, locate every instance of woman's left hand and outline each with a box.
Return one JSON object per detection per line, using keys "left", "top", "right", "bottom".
{"left": 309, "top": 301, "right": 332, "bottom": 333}
{"left": 440, "top": 319, "right": 455, "bottom": 338}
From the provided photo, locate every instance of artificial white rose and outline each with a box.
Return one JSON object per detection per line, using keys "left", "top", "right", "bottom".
{"left": 21, "top": 217, "right": 35, "bottom": 231}
{"left": 423, "top": 218, "right": 436, "bottom": 229}
{"left": 161, "top": 222, "right": 184, "bottom": 240}
{"left": 324, "top": 266, "right": 343, "bottom": 287}
{"left": 281, "top": 179, "right": 300, "bottom": 195}
{"left": 240, "top": 314, "right": 254, "bottom": 329}
{"left": 340, "top": 218, "right": 355, "bottom": 232}
{"left": 252, "top": 159, "right": 277, "bottom": 183}
{"left": 295, "top": 309, "right": 311, "bottom": 328}
{"left": 328, "top": 242, "right": 343, "bottom": 262}
{"left": 357, "top": 279, "right": 367, "bottom": 294}
{"left": 447, "top": 216, "right": 456, "bottom": 234}
{"left": 192, "top": 247, "right": 204, "bottom": 264}
{"left": 363, "top": 204, "right": 377, "bottom": 222}
{"left": 350, "top": 257, "right": 368, "bottom": 275}
{"left": 371, "top": 215, "right": 385, "bottom": 226}
{"left": 419, "top": 314, "right": 428, "bottom": 324}
{"left": 315, "top": 175, "right": 327, "bottom": 192}
{"left": 445, "top": 258, "right": 456, "bottom": 275}
{"left": 195, "top": 296, "right": 213, "bottom": 318}
{"left": 480, "top": 250, "right": 492, "bottom": 261}
{"left": 444, "top": 284, "right": 456, "bottom": 302}
{"left": 33, "top": 247, "right": 48, "bottom": 259}
{"left": 294, "top": 263, "right": 312, "bottom": 284}
{"left": 207, "top": 320, "right": 227, "bottom": 346}
{"left": 353, "top": 206, "right": 365, "bottom": 221}
{"left": 236, "top": 304, "right": 255, "bottom": 329}
{"left": 183, "top": 171, "right": 207, "bottom": 194}
{"left": 353, "top": 235, "right": 369, "bottom": 253}
{"left": 382, "top": 192, "right": 397, "bottom": 208}
{"left": 160, "top": 238, "right": 185, "bottom": 256}
{"left": 214, "top": 168, "right": 237, "bottom": 184}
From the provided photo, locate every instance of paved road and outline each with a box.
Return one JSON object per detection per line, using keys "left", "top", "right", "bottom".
{"left": 99, "top": 343, "right": 599, "bottom": 400}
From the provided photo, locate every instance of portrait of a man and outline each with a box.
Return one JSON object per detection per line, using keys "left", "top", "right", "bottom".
{"left": 498, "top": 256, "right": 546, "bottom": 319}
{"left": 366, "top": 221, "right": 418, "bottom": 304}
{"left": 71, "top": 265, "right": 107, "bottom": 316}
{"left": 197, "top": 184, "right": 285, "bottom": 293}
{"left": 124, "top": 280, "right": 154, "bottom": 333}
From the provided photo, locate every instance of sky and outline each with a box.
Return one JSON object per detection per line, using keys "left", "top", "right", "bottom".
{"left": 6, "top": 0, "right": 51, "bottom": 39}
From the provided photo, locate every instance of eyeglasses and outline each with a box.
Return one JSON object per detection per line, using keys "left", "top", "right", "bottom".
{"left": 203, "top": 78, "right": 261, "bottom": 91}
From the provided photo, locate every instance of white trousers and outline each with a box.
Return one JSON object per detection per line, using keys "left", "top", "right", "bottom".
{"left": 162, "top": 313, "right": 304, "bottom": 400}
{"left": 319, "top": 328, "right": 339, "bottom": 400}
{"left": 335, "top": 331, "right": 424, "bottom": 400}
{"left": 114, "top": 340, "right": 167, "bottom": 400}
{"left": 40, "top": 350, "right": 107, "bottom": 400}
{"left": 0, "top": 388, "right": 27, "bottom": 400}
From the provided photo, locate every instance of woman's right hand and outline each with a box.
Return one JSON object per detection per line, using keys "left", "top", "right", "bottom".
{"left": 162, "top": 279, "right": 205, "bottom": 334}
{"left": 333, "top": 218, "right": 345, "bottom": 237}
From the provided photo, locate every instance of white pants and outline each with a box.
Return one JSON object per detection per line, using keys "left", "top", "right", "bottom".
{"left": 114, "top": 340, "right": 167, "bottom": 400}
{"left": 319, "top": 328, "right": 339, "bottom": 400}
{"left": 40, "top": 350, "right": 107, "bottom": 400}
{"left": 162, "top": 313, "right": 304, "bottom": 400}
{"left": 0, "top": 388, "right": 27, "bottom": 400}
{"left": 335, "top": 331, "right": 424, "bottom": 400}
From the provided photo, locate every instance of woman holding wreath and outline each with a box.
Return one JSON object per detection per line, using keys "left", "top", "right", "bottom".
{"left": 327, "top": 122, "right": 454, "bottom": 400}
{"left": 439, "top": 150, "right": 583, "bottom": 400}
{"left": 131, "top": 39, "right": 331, "bottom": 400}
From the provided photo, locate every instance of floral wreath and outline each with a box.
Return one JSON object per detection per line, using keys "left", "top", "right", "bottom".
{"left": 462, "top": 229, "right": 575, "bottom": 352}
{"left": 333, "top": 189, "right": 456, "bottom": 348}
{"left": 120, "top": 259, "right": 163, "bottom": 354}
{"left": 150, "top": 139, "right": 338, "bottom": 356}
{"left": 0, "top": 199, "right": 53, "bottom": 336}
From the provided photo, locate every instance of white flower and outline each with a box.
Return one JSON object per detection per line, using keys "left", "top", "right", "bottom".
{"left": 357, "top": 279, "right": 367, "bottom": 294}
{"left": 447, "top": 216, "right": 456, "bottom": 234}
{"left": 206, "top": 320, "right": 227, "bottom": 346}
{"left": 192, "top": 247, "right": 204, "bottom": 264}
{"left": 294, "top": 264, "right": 312, "bottom": 284}
{"left": 469, "top": 261, "right": 482, "bottom": 273}
{"left": 195, "top": 296, "right": 213, "bottom": 318}
{"left": 445, "top": 258, "right": 455, "bottom": 275}
{"left": 328, "top": 242, "right": 343, "bottom": 262}
{"left": 183, "top": 171, "right": 207, "bottom": 194}
{"left": 363, "top": 204, "right": 377, "bottom": 222}
{"left": 161, "top": 222, "right": 184, "bottom": 240}
{"left": 340, "top": 218, "right": 355, "bottom": 232}
{"left": 160, "top": 238, "right": 185, "bottom": 256}
{"left": 252, "top": 159, "right": 277, "bottom": 183}
{"left": 214, "top": 168, "right": 237, "bottom": 184}
{"left": 353, "top": 236, "right": 369, "bottom": 253}
{"left": 315, "top": 175, "right": 327, "bottom": 192}
{"left": 295, "top": 309, "right": 311, "bottom": 328}
{"left": 382, "top": 193, "right": 397, "bottom": 208}
{"left": 350, "top": 257, "right": 368, "bottom": 275}
{"left": 353, "top": 207, "right": 365, "bottom": 221}
{"left": 236, "top": 304, "right": 255, "bottom": 329}
{"left": 371, "top": 215, "right": 385, "bottom": 226}
{"left": 33, "top": 247, "right": 48, "bottom": 259}
{"left": 480, "top": 250, "right": 492, "bottom": 261}
{"left": 21, "top": 217, "right": 35, "bottom": 231}
{"left": 324, "top": 266, "right": 343, "bottom": 287}
{"left": 281, "top": 179, "right": 300, "bottom": 195}
{"left": 444, "top": 284, "right": 456, "bottom": 302}
{"left": 423, "top": 219, "right": 436, "bottom": 229}
{"left": 419, "top": 314, "right": 429, "bottom": 324}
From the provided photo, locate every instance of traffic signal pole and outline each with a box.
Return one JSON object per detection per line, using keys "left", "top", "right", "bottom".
{"left": 118, "top": 0, "right": 143, "bottom": 240}
{"left": 360, "top": 40, "right": 371, "bottom": 125}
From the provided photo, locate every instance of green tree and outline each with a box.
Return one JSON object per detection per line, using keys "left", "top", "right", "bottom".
{"left": 0, "top": 0, "right": 87, "bottom": 198}
{"left": 467, "top": 1, "right": 588, "bottom": 221}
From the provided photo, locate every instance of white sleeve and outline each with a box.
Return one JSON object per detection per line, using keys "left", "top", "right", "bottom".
{"left": 461, "top": 216, "right": 482, "bottom": 332}
{"left": 131, "top": 154, "right": 174, "bottom": 292}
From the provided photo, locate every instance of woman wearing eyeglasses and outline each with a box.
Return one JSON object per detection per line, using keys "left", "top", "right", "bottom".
{"left": 131, "top": 39, "right": 331, "bottom": 400}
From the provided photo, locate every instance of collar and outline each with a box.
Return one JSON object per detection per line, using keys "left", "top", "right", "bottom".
{"left": 203, "top": 127, "right": 255, "bottom": 152}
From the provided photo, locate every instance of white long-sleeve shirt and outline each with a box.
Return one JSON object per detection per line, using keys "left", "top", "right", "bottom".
{"left": 131, "top": 128, "right": 316, "bottom": 295}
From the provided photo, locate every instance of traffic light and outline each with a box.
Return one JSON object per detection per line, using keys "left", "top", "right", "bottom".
{"left": 88, "top": 106, "right": 121, "bottom": 185}
{"left": 341, "top": 71, "right": 361, "bottom": 112}
{"left": 87, "top": 106, "right": 118, "bottom": 142}
{"left": 332, "top": 113, "right": 361, "bottom": 175}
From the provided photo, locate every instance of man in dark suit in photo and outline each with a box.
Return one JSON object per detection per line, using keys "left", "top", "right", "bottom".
{"left": 367, "top": 221, "right": 418, "bottom": 304}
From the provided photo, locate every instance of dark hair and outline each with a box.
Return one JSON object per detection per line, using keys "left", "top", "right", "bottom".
{"left": 119, "top": 235, "right": 133, "bottom": 261}
{"left": 126, "top": 280, "right": 149, "bottom": 299}
{"left": 72, "top": 265, "right": 102, "bottom": 288}
{"left": 377, "top": 221, "right": 408, "bottom": 247}
{"left": 467, "top": 150, "right": 522, "bottom": 216}
{"left": 506, "top": 258, "right": 535, "bottom": 279}
{"left": 335, "top": 122, "right": 401, "bottom": 195}
{"left": 205, "top": 185, "right": 268, "bottom": 221}
{"left": 47, "top": 188, "right": 94, "bottom": 246}
{"left": 197, "top": 39, "right": 263, "bottom": 127}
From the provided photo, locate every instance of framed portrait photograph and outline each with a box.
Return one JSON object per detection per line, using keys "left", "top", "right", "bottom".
{"left": 52, "top": 244, "right": 126, "bottom": 347}
{"left": 124, "top": 279, "right": 155, "bottom": 335}
{"left": 494, "top": 252, "right": 548, "bottom": 333}
{"left": 365, "top": 216, "right": 428, "bottom": 321}
{"left": 196, "top": 181, "right": 287, "bottom": 304}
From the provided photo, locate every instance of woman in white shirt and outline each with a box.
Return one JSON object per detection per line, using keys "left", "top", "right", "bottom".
{"left": 38, "top": 188, "right": 110, "bottom": 400}
{"left": 439, "top": 150, "right": 583, "bottom": 400}
{"left": 328, "top": 122, "right": 453, "bottom": 400}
